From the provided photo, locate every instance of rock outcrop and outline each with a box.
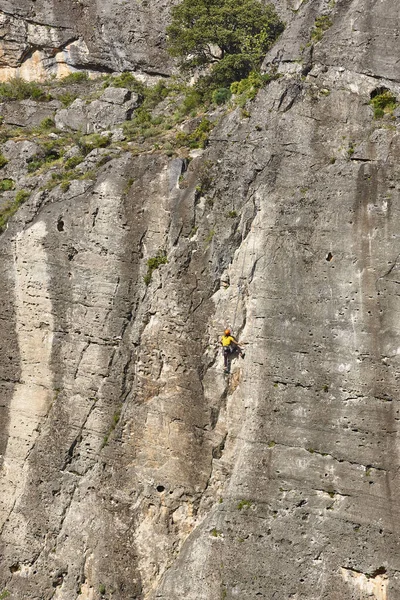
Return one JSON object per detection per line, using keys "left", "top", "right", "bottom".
{"left": 0, "top": 0, "right": 177, "bottom": 81}
{"left": 1, "top": 0, "right": 400, "bottom": 599}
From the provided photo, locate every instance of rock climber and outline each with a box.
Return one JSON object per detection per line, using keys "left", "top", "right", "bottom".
{"left": 220, "top": 328, "right": 245, "bottom": 373}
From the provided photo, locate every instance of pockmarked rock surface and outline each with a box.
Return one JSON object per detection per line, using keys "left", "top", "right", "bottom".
{"left": 1, "top": 0, "right": 400, "bottom": 599}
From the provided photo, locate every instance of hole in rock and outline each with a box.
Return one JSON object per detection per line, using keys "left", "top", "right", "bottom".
{"left": 156, "top": 485, "right": 165, "bottom": 493}
{"left": 371, "top": 566, "right": 387, "bottom": 577}
{"left": 9, "top": 563, "right": 20, "bottom": 573}
{"left": 57, "top": 218, "right": 65, "bottom": 232}
{"left": 370, "top": 86, "right": 391, "bottom": 100}
{"left": 326, "top": 252, "right": 333, "bottom": 262}
{"left": 67, "top": 247, "right": 78, "bottom": 261}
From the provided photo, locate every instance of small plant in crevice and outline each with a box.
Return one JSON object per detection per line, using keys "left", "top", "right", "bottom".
{"left": 14, "top": 189, "right": 30, "bottom": 205}
{"left": 102, "top": 408, "right": 122, "bottom": 448}
{"left": 347, "top": 142, "right": 355, "bottom": 158}
{"left": 228, "top": 210, "right": 238, "bottom": 218}
{"left": 0, "top": 154, "right": 8, "bottom": 169}
{"left": 37, "top": 116, "right": 55, "bottom": 132}
{"left": 311, "top": 15, "right": 333, "bottom": 43}
{"left": 237, "top": 499, "right": 253, "bottom": 510}
{"left": 0, "top": 178, "right": 14, "bottom": 192}
{"left": 78, "top": 133, "right": 111, "bottom": 155}
{"left": 60, "top": 180, "right": 71, "bottom": 193}
{"left": 144, "top": 250, "right": 168, "bottom": 285}
{"left": 204, "top": 229, "right": 215, "bottom": 245}
{"left": 0, "top": 189, "right": 30, "bottom": 233}
{"left": 64, "top": 155, "right": 84, "bottom": 170}
{"left": 210, "top": 528, "right": 223, "bottom": 537}
{"left": 57, "top": 91, "right": 78, "bottom": 107}
{"left": 369, "top": 88, "right": 398, "bottom": 119}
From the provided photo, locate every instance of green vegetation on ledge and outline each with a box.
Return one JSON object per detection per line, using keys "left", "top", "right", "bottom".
{"left": 0, "top": 78, "right": 52, "bottom": 102}
{"left": 369, "top": 89, "right": 398, "bottom": 119}
{"left": 0, "top": 1, "right": 285, "bottom": 234}
{"left": 144, "top": 251, "right": 168, "bottom": 285}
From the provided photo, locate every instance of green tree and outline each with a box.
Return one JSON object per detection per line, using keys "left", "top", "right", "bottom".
{"left": 167, "top": 0, "right": 284, "bottom": 85}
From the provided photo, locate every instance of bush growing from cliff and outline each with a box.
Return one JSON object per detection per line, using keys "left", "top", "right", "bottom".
{"left": 78, "top": 133, "right": 111, "bottom": 155}
{"left": 167, "top": 0, "right": 284, "bottom": 88}
{"left": 0, "top": 78, "right": 51, "bottom": 101}
{"left": 57, "top": 91, "right": 78, "bottom": 107}
{"left": 369, "top": 89, "right": 398, "bottom": 119}
{"left": 59, "top": 71, "right": 88, "bottom": 86}
{"left": 175, "top": 118, "right": 213, "bottom": 149}
{"left": 103, "top": 72, "right": 146, "bottom": 96}
{"left": 230, "top": 70, "right": 278, "bottom": 105}
{"left": 212, "top": 87, "right": 231, "bottom": 105}
{"left": 144, "top": 251, "right": 168, "bottom": 285}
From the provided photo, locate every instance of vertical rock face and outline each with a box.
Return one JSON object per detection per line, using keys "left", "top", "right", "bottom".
{"left": 0, "top": 0, "right": 177, "bottom": 80}
{"left": 1, "top": 0, "right": 400, "bottom": 599}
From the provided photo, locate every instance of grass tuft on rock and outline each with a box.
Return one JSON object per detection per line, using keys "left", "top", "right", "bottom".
{"left": 144, "top": 251, "right": 168, "bottom": 285}
{"left": 369, "top": 89, "right": 398, "bottom": 119}
{"left": 311, "top": 15, "right": 333, "bottom": 43}
{"left": 78, "top": 133, "right": 111, "bottom": 155}
{"left": 0, "top": 189, "right": 30, "bottom": 233}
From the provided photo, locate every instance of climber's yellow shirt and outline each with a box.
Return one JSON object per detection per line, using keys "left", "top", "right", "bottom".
{"left": 221, "top": 335, "right": 235, "bottom": 347}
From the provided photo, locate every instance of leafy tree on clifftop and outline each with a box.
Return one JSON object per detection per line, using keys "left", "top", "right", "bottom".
{"left": 167, "top": 0, "right": 284, "bottom": 87}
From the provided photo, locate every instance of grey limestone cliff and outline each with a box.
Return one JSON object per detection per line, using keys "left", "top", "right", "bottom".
{"left": 1, "top": 0, "right": 400, "bottom": 599}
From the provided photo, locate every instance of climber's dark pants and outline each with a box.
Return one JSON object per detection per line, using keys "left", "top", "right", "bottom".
{"left": 223, "top": 345, "right": 241, "bottom": 368}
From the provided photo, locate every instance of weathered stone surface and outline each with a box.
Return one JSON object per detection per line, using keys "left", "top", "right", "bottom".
{"left": 54, "top": 90, "right": 139, "bottom": 133}
{"left": 2, "top": 139, "right": 42, "bottom": 177}
{"left": 100, "top": 87, "right": 132, "bottom": 105}
{"left": 0, "top": 0, "right": 178, "bottom": 80}
{"left": 1, "top": 1, "right": 400, "bottom": 600}
{"left": 0, "top": 99, "right": 61, "bottom": 127}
